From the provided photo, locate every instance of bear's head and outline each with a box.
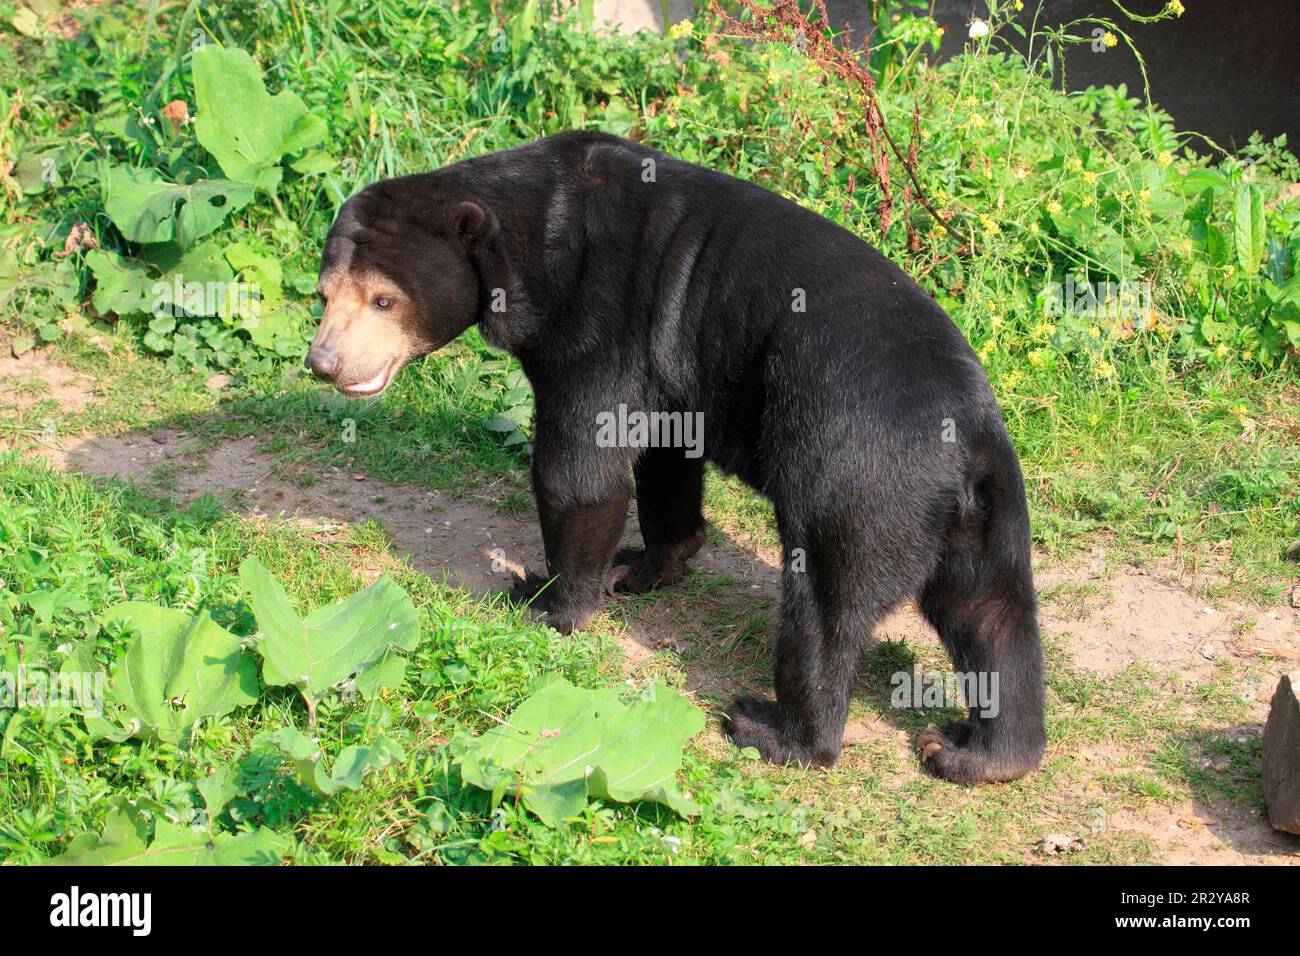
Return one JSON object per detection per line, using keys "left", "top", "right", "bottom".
{"left": 306, "top": 184, "right": 498, "bottom": 396}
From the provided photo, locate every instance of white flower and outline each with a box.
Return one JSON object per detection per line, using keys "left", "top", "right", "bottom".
{"left": 968, "top": 19, "right": 989, "bottom": 39}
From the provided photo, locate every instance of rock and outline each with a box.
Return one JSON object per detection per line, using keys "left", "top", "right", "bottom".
{"left": 1035, "top": 833, "right": 1085, "bottom": 855}
{"left": 1262, "top": 670, "right": 1300, "bottom": 834}
{"left": 204, "top": 373, "right": 230, "bottom": 391}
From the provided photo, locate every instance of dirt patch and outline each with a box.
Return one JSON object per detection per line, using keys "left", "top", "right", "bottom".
{"left": 50, "top": 428, "right": 1298, "bottom": 685}
{"left": 0, "top": 350, "right": 95, "bottom": 417}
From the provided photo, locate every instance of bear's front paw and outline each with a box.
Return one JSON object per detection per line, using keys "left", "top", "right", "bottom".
{"left": 509, "top": 567, "right": 555, "bottom": 605}
{"left": 724, "top": 697, "right": 795, "bottom": 764}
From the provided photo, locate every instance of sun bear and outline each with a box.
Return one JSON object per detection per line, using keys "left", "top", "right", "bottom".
{"left": 306, "top": 131, "right": 1046, "bottom": 783}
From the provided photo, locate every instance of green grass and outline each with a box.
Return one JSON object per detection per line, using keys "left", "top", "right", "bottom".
{"left": 0, "top": 362, "right": 1287, "bottom": 863}
{"left": 1, "top": 0, "right": 1297, "bottom": 865}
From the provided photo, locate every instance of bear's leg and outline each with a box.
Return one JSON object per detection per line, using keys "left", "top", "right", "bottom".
{"left": 511, "top": 448, "right": 631, "bottom": 635}
{"left": 725, "top": 562, "right": 890, "bottom": 767}
{"left": 613, "top": 448, "right": 707, "bottom": 594}
{"left": 915, "top": 549, "right": 1046, "bottom": 784}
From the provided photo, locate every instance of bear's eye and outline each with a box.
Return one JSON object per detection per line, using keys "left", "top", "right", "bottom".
{"left": 373, "top": 295, "right": 393, "bottom": 310}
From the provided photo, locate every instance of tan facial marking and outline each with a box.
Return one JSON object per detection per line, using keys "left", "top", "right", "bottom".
{"left": 312, "top": 266, "right": 416, "bottom": 395}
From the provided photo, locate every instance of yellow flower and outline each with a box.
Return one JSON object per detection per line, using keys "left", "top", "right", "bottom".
{"left": 1047, "top": 199, "right": 1063, "bottom": 215}
{"left": 1029, "top": 222, "right": 1040, "bottom": 234}
{"left": 1082, "top": 194, "right": 1095, "bottom": 207}
{"left": 1082, "top": 170, "right": 1097, "bottom": 185}
{"left": 1065, "top": 157, "right": 1083, "bottom": 172}
{"left": 1033, "top": 321, "right": 1056, "bottom": 338}
{"left": 970, "top": 113, "right": 986, "bottom": 128}
{"left": 1215, "top": 343, "right": 1230, "bottom": 358}
{"left": 1156, "top": 151, "right": 1173, "bottom": 168}
{"left": 1166, "top": 1, "right": 1185, "bottom": 16}
{"left": 1093, "top": 361, "right": 1115, "bottom": 379}
{"left": 1104, "top": 32, "right": 1118, "bottom": 48}
{"left": 1015, "top": 0, "right": 1024, "bottom": 9}
{"left": 980, "top": 214, "right": 1000, "bottom": 236}
{"left": 1243, "top": 349, "right": 1253, "bottom": 361}
{"left": 990, "top": 314, "right": 1004, "bottom": 329}
{"left": 669, "top": 20, "right": 695, "bottom": 40}
{"left": 1231, "top": 404, "right": 1248, "bottom": 418}
{"left": 1028, "top": 348, "right": 1047, "bottom": 367}
{"left": 1139, "top": 188, "right": 1152, "bottom": 203}
{"left": 1087, "top": 326, "right": 1101, "bottom": 338}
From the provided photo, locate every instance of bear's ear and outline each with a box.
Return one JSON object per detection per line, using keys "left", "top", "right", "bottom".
{"left": 450, "top": 200, "right": 497, "bottom": 245}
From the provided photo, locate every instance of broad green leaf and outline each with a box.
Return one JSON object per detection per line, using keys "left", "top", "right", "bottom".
{"left": 510, "top": 0, "right": 539, "bottom": 61}
{"left": 102, "top": 165, "right": 253, "bottom": 247}
{"left": 85, "top": 248, "right": 154, "bottom": 317}
{"left": 91, "top": 602, "right": 259, "bottom": 744}
{"left": 1233, "top": 184, "right": 1265, "bottom": 275}
{"left": 192, "top": 45, "right": 327, "bottom": 191}
{"left": 43, "top": 797, "right": 282, "bottom": 866}
{"left": 269, "top": 727, "right": 405, "bottom": 796}
{"left": 458, "top": 677, "right": 705, "bottom": 827}
{"left": 197, "top": 765, "right": 243, "bottom": 824}
{"left": 238, "top": 556, "right": 420, "bottom": 712}
{"left": 599, "top": 96, "right": 637, "bottom": 137}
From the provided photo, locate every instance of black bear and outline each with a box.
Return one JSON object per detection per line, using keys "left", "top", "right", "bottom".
{"left": 307, "top": 131, "right": 1046, "bottom": 784}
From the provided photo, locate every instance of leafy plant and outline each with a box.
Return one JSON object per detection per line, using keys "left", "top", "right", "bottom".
{"left": 269, "top": 727, "right": 405, "bottom": 797}
{"left": 457, "top": 677, "right": 705, "bottom": 826}
{"left": 76, "top": 602, "right": 259, "bottom": 745}
{"left": 191, "top": 44, "right": 328, "bottom": 192}
{"left": 239, "top": 556, "right": 420, "bottom": 724}
{"left": 43, "top": 797, "right": 282, "bottom": 866}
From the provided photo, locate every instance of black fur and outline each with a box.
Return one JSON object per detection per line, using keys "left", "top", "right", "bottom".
{"left": 319, "top": 131, "right": 1047, "bottom": 783}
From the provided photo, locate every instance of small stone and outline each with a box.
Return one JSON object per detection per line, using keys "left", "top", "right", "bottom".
{"left": 1035, "top": 833, "right": 1084, "bottom": 854}
{"left": 1262, "top": 670, "right": 1300, "bottom": 834}
{"left": 204, "top": 373, "right": 230, "bottom": 390}
{"left": 352, "top": 474, "right": 366, "bottom": 481}
{"left": 1200, "top": 642, "right": 1218, "bottom": 660}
